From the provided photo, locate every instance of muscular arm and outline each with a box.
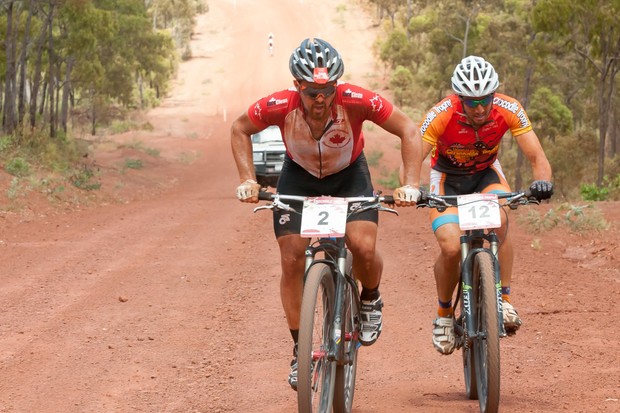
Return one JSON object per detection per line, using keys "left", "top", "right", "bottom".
{"left": 230, "top": 112, "right": 264, "bottom": 183}
{"left": 514, "top": 130, "right": 553, "bottom": 181}
{"left": 379, "top": 107, "right": 422, "bottom": 188}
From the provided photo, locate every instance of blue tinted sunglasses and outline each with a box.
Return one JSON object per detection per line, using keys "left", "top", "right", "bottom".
{"left": 461, "top": 94, "right": 494, "bottom": 108}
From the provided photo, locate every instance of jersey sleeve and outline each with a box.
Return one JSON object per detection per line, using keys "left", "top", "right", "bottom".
{"left": 246, "top": 89, "right": 298, "bottom": 129}
{"left": 419, "top": 96, "right": 454, "bottom": 146}
{"left": 493, "top": 93, "right": 533, "bottom": 137}
{"left": 339, "top": 84, "right": 394, "bottom": 125}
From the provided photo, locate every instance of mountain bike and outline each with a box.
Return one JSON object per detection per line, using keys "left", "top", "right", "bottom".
{"left": 255, "top": 192, "right": 397, "bottom": 413}
{"left": 416, "top": 190, "right": 538, "bottom": 413}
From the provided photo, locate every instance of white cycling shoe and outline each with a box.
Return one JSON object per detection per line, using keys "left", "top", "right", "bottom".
{"left": 360, "top": 296, "right": 383, "bottom": 346}
{"left": 503, "top": 301, "right": 522, "bottom": 335}
{"left": 432, "top": 316, "right": 456, "bottom": 355}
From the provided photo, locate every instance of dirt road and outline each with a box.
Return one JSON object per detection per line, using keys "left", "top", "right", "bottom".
{"left": 1, "top": 1, "right": 619, "bottom": 412}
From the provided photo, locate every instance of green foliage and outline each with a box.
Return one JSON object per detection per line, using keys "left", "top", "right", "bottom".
{"left": 70, "top": 166, "right": 102, "bottom": 191}
{"left": 580, "top": 173, "right": 620, "bottom": 201}
{"left": 0, "top": 135, "right": 13, "bottom": 152}
{"left": 377, "top": 168, "right": 400, "bottom": 189}
{"left": 518, "top": 202, "right": 609, "bottom": 234}
{"left": 5, "top": 157, "right": 31, "bottom": 177}
{"left": 580, "top": 183, "right": 609, "bottom": 201}
{"left": 544, "top": 129, "right": 598, "bottom": 199}
{"left": 390, "top": 65, "right": 415, "bottom": 107}
{"left": 528, "top": 87, "right": 573, "bottom": 140}
{"left": 124, "top": 158, "right": 144, "bottom": 169}
{"left": 379, "top": 29, "right": 416, "bottom": 68}
{"left": 366, "top": 150, "right": 384, "bottom": 167}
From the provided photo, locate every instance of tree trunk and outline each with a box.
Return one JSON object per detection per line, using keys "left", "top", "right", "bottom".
{"left": 60, "top": 58, "right": 74, "bottom": 133}
{"left": 3, "top": 1, "right": 17, "bottom": 134}
{"left": 48, "top": 0, "right": 56, "bottom": 138}
{"left": 18, "top": 0, "right": 34, "bottom": 127}
{"left": 30, "top": 12, "right": 49, "bottom": 129}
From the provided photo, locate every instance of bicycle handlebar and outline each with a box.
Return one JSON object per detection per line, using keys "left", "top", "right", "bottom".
{"left": 255, "top": 191, "right": 398, "bottom": 215}
{"left": 258, "top": 191, "right": 394, "bottom": 204}
{"left": 416, "top": 190, "right": 539, "bottom": 211}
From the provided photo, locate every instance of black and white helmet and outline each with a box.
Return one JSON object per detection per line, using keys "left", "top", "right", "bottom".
{"left": 289, "top": 38, "right": 344, "bottom": 84}
{"left": 451, "top": 56, "right": 499, "bottom": 97}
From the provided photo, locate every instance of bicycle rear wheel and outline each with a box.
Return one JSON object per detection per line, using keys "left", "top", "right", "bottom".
{"left": 473, "top": 252, "right": 500, "bottom": 413}
{"left": 298, "top": 263, "right": 337, "bottom": 413}
{"left": 333, "top": 252, "right": 359, "bottom": 413}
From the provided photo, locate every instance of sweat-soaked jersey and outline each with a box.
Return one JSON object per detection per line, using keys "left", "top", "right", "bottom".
{"left": 247, "top": 83, "right": 393, "bottom": 179}
{"left": 419, "top": 93, "right": 532, "bottom": 176}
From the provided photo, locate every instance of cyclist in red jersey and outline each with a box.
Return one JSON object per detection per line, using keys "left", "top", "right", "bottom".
{"left": 419, "top": 56, "right": 554, "bottom": 355}
{"left": 231, "top": 38, "right": 423, "bottom": 389}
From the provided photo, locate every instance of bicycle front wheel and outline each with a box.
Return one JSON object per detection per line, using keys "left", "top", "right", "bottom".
{"left": 473, "top": 252, "right": 501, "bottom": 413}
{"left": 333, "top": 252, "right": 359, "bottom": 413}
{"left": 298, "top": 263, "right": 337, "bottom": 413}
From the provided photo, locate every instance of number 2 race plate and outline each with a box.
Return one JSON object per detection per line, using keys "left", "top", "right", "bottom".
{"left": 300, "top": 197, "right": 348, "bottom": 238}
{"left": 457, "top": 193, "right": 501, "bottom": 230}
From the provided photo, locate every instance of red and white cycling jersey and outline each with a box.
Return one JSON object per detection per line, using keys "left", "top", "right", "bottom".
{"left": 419, "top": 93, "right": 533, "bottom": 175}
{"left": 247, "top": 83, "right": 393, "bottom": 178}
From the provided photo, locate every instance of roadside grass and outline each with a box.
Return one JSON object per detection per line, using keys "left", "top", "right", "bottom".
{"left": 517, "top": 202, "right": 609, "bottom": 234}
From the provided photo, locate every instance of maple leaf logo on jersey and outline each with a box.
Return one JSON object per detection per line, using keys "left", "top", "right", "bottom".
{"left": 323, "top": 129, "right": 352, "bottom": 148}
{"left": 370, "top": 95, "right": 383, "bottom": 112}
{"left": 330, "top": 133, "right": 346, "bottom": 145}
{"left": 253, "top": 103, "right": 262, "bottom": 119}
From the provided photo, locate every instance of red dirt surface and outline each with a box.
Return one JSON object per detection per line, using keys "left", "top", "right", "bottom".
{"left": 1, "top": 1, "right": 619, "bottom": 412}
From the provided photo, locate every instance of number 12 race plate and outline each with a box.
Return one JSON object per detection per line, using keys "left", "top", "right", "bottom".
{"left": 457, "top": 193, "right": 501, "bottom": 230}
{"left": 300, "top": 197, "right": 348, "bottom": 238}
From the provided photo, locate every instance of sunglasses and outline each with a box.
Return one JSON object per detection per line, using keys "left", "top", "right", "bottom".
{"left": 461, "top": 94, "right": 494, "bottom": 108}
{"left": 300, "top": 83, "right": 336, "bottom": 99}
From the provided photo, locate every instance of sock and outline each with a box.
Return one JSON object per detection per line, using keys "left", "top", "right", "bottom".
{"left": 438, "top": 299, "right": 453, "bottom": 317}
{"left": 501, "top": 286, "right": 511, "bottom": 303}
{"left": 360, "top": 286, "right": 380, "bottom": 301}
{"left": 290, "top": 329, "right": 299, "bottom": 356}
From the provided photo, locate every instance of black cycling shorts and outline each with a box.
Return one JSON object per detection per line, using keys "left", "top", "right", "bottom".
{"left": 272, "top": 153, "right": 378, "bottom": 238}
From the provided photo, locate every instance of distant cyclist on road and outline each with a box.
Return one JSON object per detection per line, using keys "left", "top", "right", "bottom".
{"left": 231, "top": 37, "right": 423, "bottom": 389}
{"left": 268, "top": 32, "right": 274, "bottom": 56}
{"left": 418, "top": 55, "right": 553, "bottom": 355}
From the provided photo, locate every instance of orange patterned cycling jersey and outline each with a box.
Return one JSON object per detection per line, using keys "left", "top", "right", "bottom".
{"left": 419, "top": 93, "right": 533, "bottom": 175}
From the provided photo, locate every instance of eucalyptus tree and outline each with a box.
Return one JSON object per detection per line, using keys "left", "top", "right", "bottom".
{"left": 532, "top": 0, "right": 620, "bottom": 187}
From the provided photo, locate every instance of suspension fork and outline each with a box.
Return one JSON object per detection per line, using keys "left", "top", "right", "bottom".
{"left": 487, "top": 232, "right": 506, "bottom": 336}
{"left": 330, "top": 239, "right": 348, "bottom": 361}
{"left": 460, "top": 231, "right": 506, "bottom": 339}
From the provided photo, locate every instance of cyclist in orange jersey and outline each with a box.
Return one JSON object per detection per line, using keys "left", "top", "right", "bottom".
{"left": 418, "top": 56, "right": 553, "bottom": 355}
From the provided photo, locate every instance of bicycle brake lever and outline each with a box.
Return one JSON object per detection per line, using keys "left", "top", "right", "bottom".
{"left": 377, "top": 205, "right": 399, "bottom": 216}
{"left": 253, "top": 204, "right": 274, "bottom": 213}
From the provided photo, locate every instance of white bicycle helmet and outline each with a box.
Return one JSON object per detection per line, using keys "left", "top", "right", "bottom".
{"left": 289, "top": 38, "right": 344, "bottom": 84}
{"left": 451, "top": 55, "right": 499, "bottom": 97}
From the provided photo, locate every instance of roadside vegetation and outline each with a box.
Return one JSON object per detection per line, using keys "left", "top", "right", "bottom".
{"left": 1, "top": 0, "right": 618, "bottom": 231}
{"left": 0, "top": 0, "right": 207, "bottom": 203}
{"left": 368, "top": 0, "right": 619, "bottom": 203}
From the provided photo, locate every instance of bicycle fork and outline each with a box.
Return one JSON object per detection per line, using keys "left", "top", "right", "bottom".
{"left": 303, "top": 239, "right": 352, "bottom": 365}
{"left": 459, "top": 233, "right": 506, "bottom": 342}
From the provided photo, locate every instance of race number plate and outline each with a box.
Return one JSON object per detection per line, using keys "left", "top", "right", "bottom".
{"left": 457, "top": 193, "right": 501, "bottom": 230}
{"left": 300, "top": 197, "right": 348, "bottom": 238}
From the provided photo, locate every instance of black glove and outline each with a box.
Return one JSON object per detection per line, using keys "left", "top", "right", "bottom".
{"left": 529, "top": 180, "right": 554, "bottom": 200}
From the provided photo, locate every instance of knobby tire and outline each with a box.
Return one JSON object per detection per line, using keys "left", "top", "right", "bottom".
{"left": 462, "top": 297, "right": 478, "bottom": 400}
{"left": 473, "top": 253, "right": 500, "bottom": 413}
{"left": 298, "top": 263, "right": 337, "bottom": 413}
